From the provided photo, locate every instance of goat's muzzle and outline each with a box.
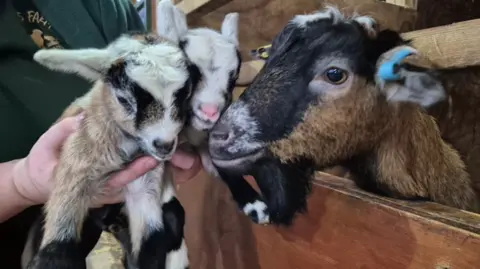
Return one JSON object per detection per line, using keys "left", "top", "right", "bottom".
{"left": 208, "top": 122, "right": 233, "bottom": 160}
{"left": 208, "top": 121, "right": 265, "bottom": 170}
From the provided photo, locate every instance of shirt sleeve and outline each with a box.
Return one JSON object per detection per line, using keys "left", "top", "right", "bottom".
{"left": 91, "top": 0, "right": 147, "bottom": 43}
{"left": 118, "top": 0, "right": 147, "bottom": 32}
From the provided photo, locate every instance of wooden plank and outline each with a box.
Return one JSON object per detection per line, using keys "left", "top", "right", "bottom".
{"left": 236, "top": 18, "right": 480, "bottom": 78}
{"left": 251, "top": 173, "right": 480, "bottom": 269}
{"left": 383, "top": 0, "right": 417, "bottom": 9}
{"left": 176, "top": 0, "right": 211, "bottom": 14}
{"left": 176, "top": 0, "right": 233, "bottom": 19}
{"left": 403, "top": 18, "right": 480, "bottom": 68}
{"left": 187, "top": 0, "right": 417, "bottom": 60}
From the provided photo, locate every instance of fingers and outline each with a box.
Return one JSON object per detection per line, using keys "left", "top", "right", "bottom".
{"left": 107, "top": 149, "right": 199, "bottom": 189}
{"left": 170, "top": 149, "right": 201, "bottom": 183}
{"left": 36, "top": 113, "right": 85, "bottom": 152}
{"left": 170, "top": 149, "right": 196, "bottom": 169}
{"left": 171, "top": 154, "right": 202, "bottom": 184}
{"left": 107, "top": 156, "right": 158, "bottom": 188}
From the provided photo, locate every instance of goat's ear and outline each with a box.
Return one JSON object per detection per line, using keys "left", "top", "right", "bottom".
{"left": 33, "top": 48, "right": 112, "bottom": 82}
{"left": 378, "top": 71, "right": 446, "bottom": 108}
{"left": 221, "top": 12, "right": 239, "bottom": 46}
{"left": 353, "top": 16, "right": 377, "bottom": 38}
{"left": 156, "top": 0, "right": 185, "bottom": 43}
{"left": 172, "top": 4, "right": 189, "bottom": 37}
{"left": 375, "top": 46, "right": 446, "bottom": 108}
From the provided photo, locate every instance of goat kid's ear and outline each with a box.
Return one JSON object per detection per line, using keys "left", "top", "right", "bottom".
{"left": 221, "top": 12, "right": 239, "bottom": 46}
{"left": 156, "top": 0, "right": 187, "bottom": 43}
{"left": 33, "top": 48, "right": 112, "bottom": 82}
{"left": 353, "top": 15, "right": 377, "bottom": 38}
{"left": 172, "top": 4, "right": 189, "bottom": 37}
{"left": 375, "top": 46, "right": 446, "bottom": 108}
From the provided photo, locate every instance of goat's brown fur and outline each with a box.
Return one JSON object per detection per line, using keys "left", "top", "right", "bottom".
{"left": 43, "top": 80, "right": 156, "bottom": 245}
{"left": 268, "top": 63, "right": 479, "bottom": 212}
{"left": 430, "top": 67, "right": 480, "bottom": 197}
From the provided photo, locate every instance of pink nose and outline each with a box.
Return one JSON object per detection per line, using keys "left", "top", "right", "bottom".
{"left": 200, "top": 104, "right": 219, "bottom": 119}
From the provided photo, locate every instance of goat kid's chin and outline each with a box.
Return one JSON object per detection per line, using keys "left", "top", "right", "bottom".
{"left": 143, "top": 138, "right": 178, "bottom": 162}
{"left": 191, "top": 114, "right": 217, "bottom": 131}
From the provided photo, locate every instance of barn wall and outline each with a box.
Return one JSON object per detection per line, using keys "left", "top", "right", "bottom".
{"left": 187, "top": 0, "right": 417, "bottom": 60}
{"left": 415, "top": 0, "right": 480, "bottom": 29}
{"left": 187, "top": 0, "right": 480, "bottom": 61}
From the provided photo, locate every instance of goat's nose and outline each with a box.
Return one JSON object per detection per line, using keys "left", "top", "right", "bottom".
{"left": 210, "top": 122, "right": 231, "bottom": 142}
{"left": 153, "top": 139, "right": 174, "bottom": 155}
{"left": 199, "top": 103, "right": 219, "bottom": 120}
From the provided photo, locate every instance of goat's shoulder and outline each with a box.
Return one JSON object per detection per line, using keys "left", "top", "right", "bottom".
{"left": 430, "top": 67, "right": 480, "bottom": 190}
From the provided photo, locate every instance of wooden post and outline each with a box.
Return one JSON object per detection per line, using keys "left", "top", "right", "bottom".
{"left": 383, "top": 0, "right": 418, "bottom": 9}
{"left": 145, "top": 0, "right": 153, "bottom": 31}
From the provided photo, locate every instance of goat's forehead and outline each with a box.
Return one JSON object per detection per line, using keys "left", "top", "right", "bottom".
{"left": 183, "top": 33, "right": 239, "bottom": 71}
{"left": 126, "top": 32, "right": 174, "bottom": 46}
{"left": 289, "top": 7, "right": 375, "bottom": 40}
{"left": 108, "top": 33, "right": 180, "bottom": 59}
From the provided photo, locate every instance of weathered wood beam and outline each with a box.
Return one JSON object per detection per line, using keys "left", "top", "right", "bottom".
{"left": 403, "top": 18, "right": 480, "bottom": 69}
{"left": 176, "top": 0, "right": 210, "bottom": 14}
{"left": 237, "top": 18, "right": 480, "bottom": 83}
{"left": 250, "top": 173, "right": 480, "bottom": 269}
{"left": 383, "top": 0, "right": 417, "bottom": 9}
{"left": 176, "top": 0, "right": 233, "bottom": 20}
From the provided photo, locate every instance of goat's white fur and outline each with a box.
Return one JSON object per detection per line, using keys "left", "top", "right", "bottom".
{"left": 157, "top": 0, "right": 241, "bottom": 176}
{"left": 156, "top": 0, "right": 272, "bottom": 225}
{"left": 26, "top": 33, "right": 191, "bottom": 269}
{"left": 292, "top": 5, "right": 376, "bottom": 36}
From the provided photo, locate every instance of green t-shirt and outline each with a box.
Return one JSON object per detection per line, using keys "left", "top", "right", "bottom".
{"left": 0, "top": 1, "right": 145, "bottom": 268}
{"left": 13, "top": 0, "right": 68, "bottom": 49}
{"left": 0, "top": 1, "right": 89, "bottom": 163}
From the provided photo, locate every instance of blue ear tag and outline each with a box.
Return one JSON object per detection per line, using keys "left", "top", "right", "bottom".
{"left": 377, "top": 48, "right": 414, "bottom": 81}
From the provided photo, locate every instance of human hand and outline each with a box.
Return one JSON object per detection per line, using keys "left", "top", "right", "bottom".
{"left": 169, "top": 149, "right": 202, "bottom": 184}
{"left": 13, "top": 113, "right": 201, "bottom": 208}
{"left": 12, "top": 114, "right": 159, "bottom": 207}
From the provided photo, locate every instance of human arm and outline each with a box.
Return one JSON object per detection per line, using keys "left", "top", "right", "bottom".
{"left": 0, "top": 114, "right": 200, "bottom": 223}
{"left": 0, "top": 159, "right": 31, "bottom": 223}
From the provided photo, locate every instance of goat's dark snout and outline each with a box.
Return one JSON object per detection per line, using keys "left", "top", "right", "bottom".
{"left": 153, "top": 139, "right": 175, "bottom": 155}
{"left": 210, "top": 122, "right": 231, "bottom": 143}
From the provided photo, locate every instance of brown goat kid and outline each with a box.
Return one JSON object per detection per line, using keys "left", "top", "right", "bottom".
{"left": 208, "top": 7, "right": 480, "bottom": 226}
{"left": 25, "top": 32, "right": 196, "bottom": 269}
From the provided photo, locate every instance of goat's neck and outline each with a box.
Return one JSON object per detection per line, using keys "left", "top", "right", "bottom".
{"left": 85, "top": 83, "right": 139, "bottom": 164}
{"left": 348, "top": 107, "right": 477, "bottom": 210}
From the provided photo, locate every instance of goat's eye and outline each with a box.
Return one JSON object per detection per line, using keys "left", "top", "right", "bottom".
{"left": 118, "top": 97, "right": 129, "bottom": 106}
{"left": 117, "top": 96, "right": 134, "bottom": 114}
{"left": 324, "top": 68, "right": 348, "bottom": 84}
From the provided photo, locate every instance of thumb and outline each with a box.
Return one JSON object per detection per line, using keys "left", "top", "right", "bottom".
{"left": 36, "top": 113, "right": 85, "bottom": 152}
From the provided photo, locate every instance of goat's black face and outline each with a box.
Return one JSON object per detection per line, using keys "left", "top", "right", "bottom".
{"left": 209, "top": 7, "right": 407, "bottom": 171}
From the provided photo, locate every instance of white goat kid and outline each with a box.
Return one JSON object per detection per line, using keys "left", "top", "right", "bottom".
{"left": 154, "top": 0, "right": 270, "bottom": 225}
{"left": 25, "top": 32, "right": 194, "bottom": 269}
